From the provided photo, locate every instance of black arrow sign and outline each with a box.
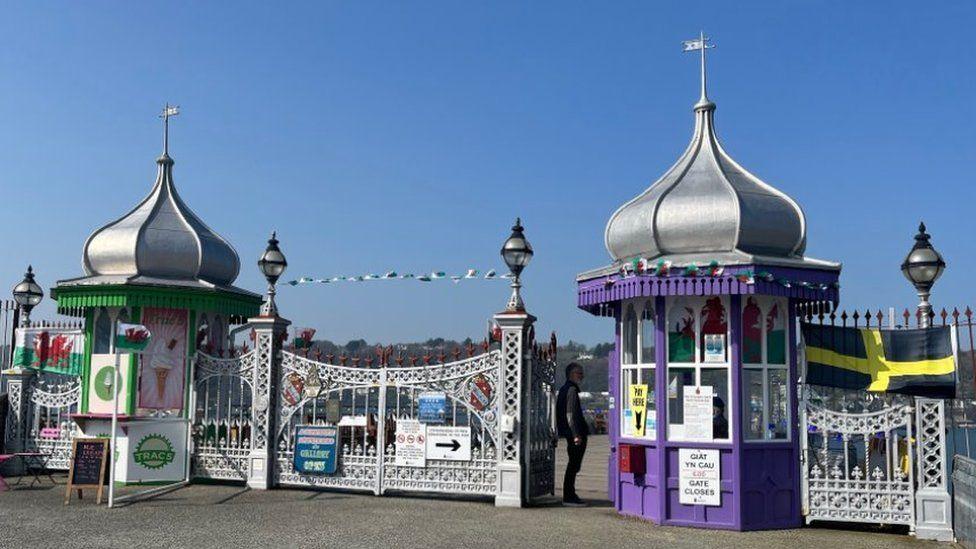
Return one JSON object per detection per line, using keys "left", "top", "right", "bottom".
{"left": 435, "top": 439, "right": 461, "bottom": 452}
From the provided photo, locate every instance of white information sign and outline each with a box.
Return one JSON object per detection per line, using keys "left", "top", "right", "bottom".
{"left": 425, "top": 426, "right": 471, "bottom": 461}
{"left": 679, "top": 448, "right": 721, "bottom": 506}
{"left": 394, "top": 419, "right": 426, "bottom": 467}
{"left": 682, "top": 385, "right": 713, "bottom": 441}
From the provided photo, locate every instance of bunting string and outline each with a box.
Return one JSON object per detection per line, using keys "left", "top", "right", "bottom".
{"left": 614, "top": 258, "right": 840, "bottom": 291}
{"left": 279, "top": 269, "right": 512, "bottom": 287}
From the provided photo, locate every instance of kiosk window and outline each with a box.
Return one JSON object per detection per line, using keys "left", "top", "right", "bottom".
{"left": 666, "top": 297, "right": 731, "bottom": 442}
{"left": 742, "top": 297, "right": 790, "bottom": 441}
{"left": 620, "top": 299, "right": 655, "bottom": 440}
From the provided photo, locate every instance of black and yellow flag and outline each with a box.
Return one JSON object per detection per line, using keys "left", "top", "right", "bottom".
{"left": 800, "top": 323, "right": 956, "bottom": 398}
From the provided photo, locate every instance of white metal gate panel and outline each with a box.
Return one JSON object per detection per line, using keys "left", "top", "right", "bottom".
{"left": 274, "top": 350, "right": 502, "bottom": 497}
{"left": 801, "top": 387, "right": 916, "bottom": 526}
{"left": 190, "top": 351, "right": 255, "bottom": 481}
{"left": 25, "top": 373, "right": 81, "bottom": 470}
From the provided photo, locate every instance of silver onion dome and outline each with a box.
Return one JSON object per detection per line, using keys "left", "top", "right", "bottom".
{"left": 604, "top": 98, "right": 807, "bottom": 264}
{"left": 80, "top": 150, "right": 241, "bottom": 287}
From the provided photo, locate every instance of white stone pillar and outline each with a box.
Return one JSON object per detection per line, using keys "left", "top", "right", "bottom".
{"left": 914, "top": 397, "right": 954, "bottom": 541}
{"left": 3, "top": 368, "right": 33, "bottom": 475}
{"left": 493, "top": 310, "right": 535, "bottom": 507}
{"left": 246, "top": 314, "right": 290, "bottom": 490}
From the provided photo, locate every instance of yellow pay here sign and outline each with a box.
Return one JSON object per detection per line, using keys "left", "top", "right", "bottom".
{"left": 629, "top": 385, "right": 648, "bottom": 437}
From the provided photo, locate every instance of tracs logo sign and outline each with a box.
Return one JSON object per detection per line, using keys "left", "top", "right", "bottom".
{"left": 133, "top": 434, "right": 175, "bottom": 470}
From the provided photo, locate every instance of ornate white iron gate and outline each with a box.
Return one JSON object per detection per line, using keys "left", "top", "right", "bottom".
{"left": 274, "top": 350, "right": 503, "bottom": 496}
{"left": 191, "top": 351, "right": 255, "bottom": 481}
{"left": 800, "top": 387, "right": 916, "bottom": 526}
{"left": 23, "top": 373, "right": 81, "bottom": 470}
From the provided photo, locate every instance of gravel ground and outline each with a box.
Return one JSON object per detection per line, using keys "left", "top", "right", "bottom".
{"left": 0, "top": 436, "right": 936, "bottom": 549}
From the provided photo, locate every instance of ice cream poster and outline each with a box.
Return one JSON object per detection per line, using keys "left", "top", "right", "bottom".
{"left": 138, "top": 308, "right": 188, "bottom": 411}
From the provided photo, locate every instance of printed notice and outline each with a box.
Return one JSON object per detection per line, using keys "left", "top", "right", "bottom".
{"left": 679, "top": 448, "right": 720, "bottom": 506}
{"left": 682, "top": 385, "right": 713, "bottom": 441}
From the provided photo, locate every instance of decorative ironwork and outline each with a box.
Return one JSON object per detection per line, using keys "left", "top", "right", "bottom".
{"left": 916, "top": 399, "right": 947, "bottom": 490}
{"left": 190, "top": 351, "right": 255, "bottom": 481}
{"left": 274, "top": 350, "right": 503, "bottom": 496}
{"left": 801, "top": 391, "right": 915, "bottom": 526}
{"left": 525, "top": 340, "right": 556, "bottom": 499}
{"left": 23, "top": 373, "right": 81, "bottom": 470}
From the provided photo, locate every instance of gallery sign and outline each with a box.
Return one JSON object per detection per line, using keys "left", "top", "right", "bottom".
{"left": 678, "top": 448, "right": 720, "bottom": 506}
{"left": 294, "top": 425, "right": 338, "bottom": 474}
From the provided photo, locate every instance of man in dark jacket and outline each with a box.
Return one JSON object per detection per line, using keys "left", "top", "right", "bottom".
{"left": 556, "top": 362, "right": 589, "bottom": 506}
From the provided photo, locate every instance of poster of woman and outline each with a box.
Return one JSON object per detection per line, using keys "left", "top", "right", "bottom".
{"left": 138, "top": 307, "right": 188, "bottom": 411}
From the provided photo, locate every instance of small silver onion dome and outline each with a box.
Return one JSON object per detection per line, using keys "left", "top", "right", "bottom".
{"left": 604, "top": 99, "right": 806, "bottom": 263}
{"left": 81, "top": 151, "right": 241, "bottom": 286}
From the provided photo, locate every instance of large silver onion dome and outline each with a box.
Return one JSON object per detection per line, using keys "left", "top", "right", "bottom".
{"left": 604, "top": 97, "right": 806, "bottom": 263}
{"left": 80, "top": 151, "right": 241, "bottom": 287}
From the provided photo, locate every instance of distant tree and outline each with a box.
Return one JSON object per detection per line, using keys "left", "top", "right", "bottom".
{"left": 591, "top": 342, "right": 614, "bottom": 359}
{"left": 345, "top": 339, "right": 368, "bottom": 353}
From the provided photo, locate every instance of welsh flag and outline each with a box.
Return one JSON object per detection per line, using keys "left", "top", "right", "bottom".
{"left": 13, "top": 328, "right": 85, "bottom": 375}
{"left": 116, "top": 323, "right": 151, "bottom": 353}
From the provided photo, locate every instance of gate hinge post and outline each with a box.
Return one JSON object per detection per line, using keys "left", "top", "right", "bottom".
{"left": 914, "top": 397, "right": 954, "bottom": 542}
{"left": 493, "top": 310, "right": 535, "bottom": 508}
{"left": 246, "top": 314, "right": 291, "bottom": 490}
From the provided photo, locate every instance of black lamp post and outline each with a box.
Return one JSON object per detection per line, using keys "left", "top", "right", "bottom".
{"left": 901, "top": 222, "right": 946, "bottom": 328}
{"left": 12, "top": 265, "right": 43, "bottom": 327}
{"left": 258, "top": 232, "right": 287, "bottom": 316}
{"left": 500, "top": 218, "right": 533, "bottom": 312}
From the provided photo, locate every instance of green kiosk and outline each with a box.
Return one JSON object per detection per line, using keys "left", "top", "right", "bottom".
{"left": 51, "top": 116, "right": 262, "bottom": 484}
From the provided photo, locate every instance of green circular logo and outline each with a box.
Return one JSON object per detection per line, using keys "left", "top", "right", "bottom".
{"left": 133, "top": 434, "right": 175, "bottom": 470}
{"left": 94, "top": 366, "right": 122, "bottom": 401}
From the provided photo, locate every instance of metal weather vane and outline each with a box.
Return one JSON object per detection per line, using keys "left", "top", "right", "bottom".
{"left": 159, "top": 103, "right": 180, "bottom": 154}
{"left": 682, "top": 31, "right": 715, "bottom": 102}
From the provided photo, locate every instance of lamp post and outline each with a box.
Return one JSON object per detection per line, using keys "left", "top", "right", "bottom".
{"left": 12, "top": 265, "right": 43, "bottom": 327}
{"left": 901, "top": 222, "right": 946, "bottom": 328}
{"left": 500, "top": 217, "right": 533, "bottom": 312}
{"left": 258, "top": 232, "right": 287, "bottom": 317}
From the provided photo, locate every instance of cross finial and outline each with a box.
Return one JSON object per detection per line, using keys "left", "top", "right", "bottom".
{"left": 683, "top": 31, "right": 715, "bottom": 104}
{"left": 159, "top": 103, "right": 180, "bottom": 155}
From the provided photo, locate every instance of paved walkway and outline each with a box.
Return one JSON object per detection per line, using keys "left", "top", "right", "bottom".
{"left": 0, "top": 436, "right": 935, "bottom": 549}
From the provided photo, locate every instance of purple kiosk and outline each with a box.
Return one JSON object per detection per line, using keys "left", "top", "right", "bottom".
{"left": 576, "top": 40, "right": 841, "bottom": 530}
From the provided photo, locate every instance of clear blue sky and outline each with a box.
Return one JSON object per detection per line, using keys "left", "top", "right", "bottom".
{"left": 1, "top": 2, "right": 973, "bottom": 346}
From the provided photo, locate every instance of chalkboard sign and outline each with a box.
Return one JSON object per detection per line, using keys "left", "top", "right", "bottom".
{"left": 65, "top": 438, "right": 109, "bottom": 505}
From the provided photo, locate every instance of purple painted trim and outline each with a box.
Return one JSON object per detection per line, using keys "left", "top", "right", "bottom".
{"left": 577, "top": 265, "right": 839, "bottom": 313}
{"left": 729, "top": 295, "right": 744, "bottom": 530}
{"left": 788, "top": 299, "right": 802, "bottom": 524}
{"left": 655, "top": 296, "right": 667, "bottom": 523}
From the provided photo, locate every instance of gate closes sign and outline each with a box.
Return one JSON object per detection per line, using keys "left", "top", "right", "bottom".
{"left": 678, "top": 448, "right": 720, "bottom": 506}
{"left": 425, "top": 426, "right": 471, "bottom": 461}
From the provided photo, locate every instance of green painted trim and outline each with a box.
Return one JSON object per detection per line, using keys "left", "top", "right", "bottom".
{"left": 80, "top": 309, "right": 94, "bottom": 413}
{"left": 126, "top": 307, "right": 142, "bottom": 415}
{"left": 52, "top": 284, "right": 261, "bottom": 318}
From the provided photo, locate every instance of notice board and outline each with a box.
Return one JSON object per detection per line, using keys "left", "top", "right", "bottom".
{"left": 65, "top": 438, "right": 109, "bottom": 505}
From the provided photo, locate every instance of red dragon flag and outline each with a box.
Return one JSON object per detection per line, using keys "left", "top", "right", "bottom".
{"left": 13, "top": 327, "right": 85, "bottom": 375}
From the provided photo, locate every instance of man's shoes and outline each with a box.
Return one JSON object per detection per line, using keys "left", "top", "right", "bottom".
{"left": 562, "top": 497, "right": 588, "bottom": 507}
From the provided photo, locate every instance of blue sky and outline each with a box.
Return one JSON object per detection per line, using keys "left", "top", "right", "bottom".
{"left": 1, "top": 2, "right": 973, "bottom": 346}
